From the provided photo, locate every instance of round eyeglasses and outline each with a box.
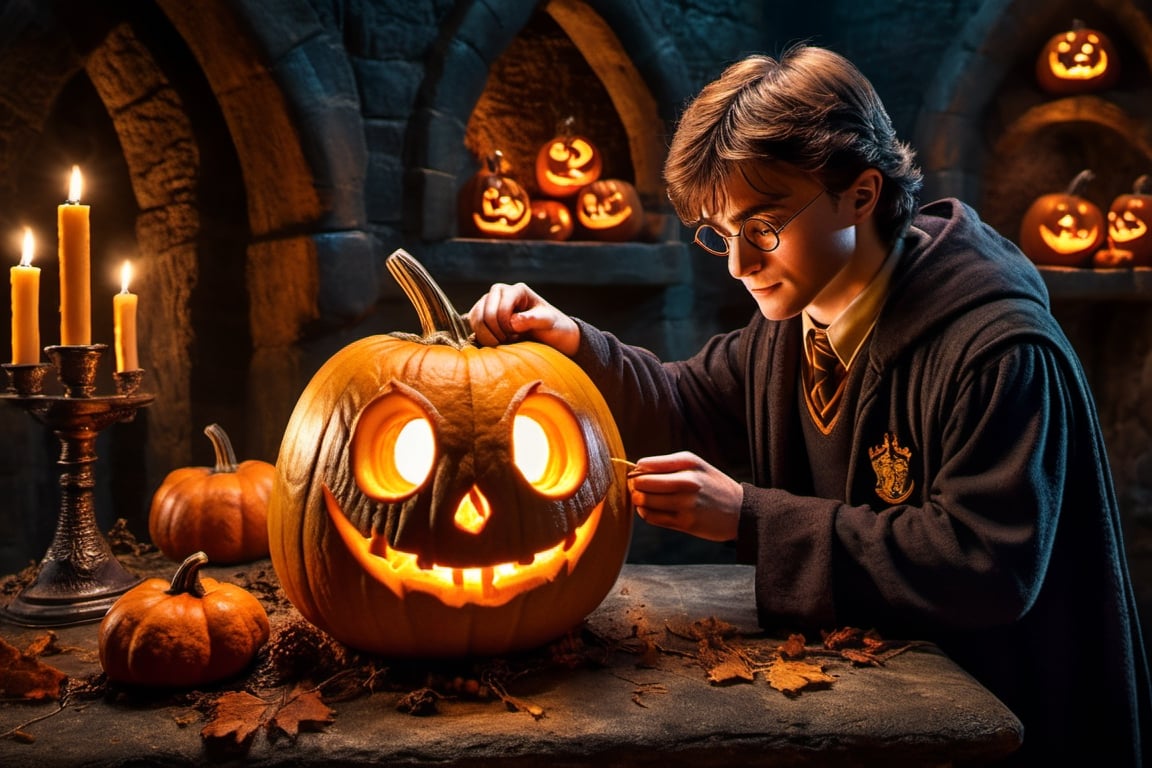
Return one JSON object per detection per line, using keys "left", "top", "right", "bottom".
{"left": 693, "top": 188, "right": 826, "bottom": 256}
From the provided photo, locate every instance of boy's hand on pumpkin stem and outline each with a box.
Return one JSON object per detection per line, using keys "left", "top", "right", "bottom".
{"left": 628, "top": 451, "right": 742, "bottom": 542}
{"left": 468, "top": 282, "right": 580, "bottom": 355}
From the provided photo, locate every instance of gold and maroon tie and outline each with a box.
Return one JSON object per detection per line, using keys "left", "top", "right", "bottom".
{"left": 805, "top": 326, "right": 846, "bottom": 429}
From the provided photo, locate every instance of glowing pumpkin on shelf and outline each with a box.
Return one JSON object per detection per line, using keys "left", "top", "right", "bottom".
{"left": 1019, "top": 169, "right": 1105, "bottom": 268}
{"left": 1105, "top": 174, "right": 1152, "bottom": 266}
{"left": 524, "top": 199, "right": 574, "bottom": 241}
{"left": 575, "top": 179, "right": 645, "bottom": 242}
{"left": 534, "top": 117, "right": 603, "bottom": 199}
{"left": 268, "top": 249, "right": 632, "bottom": 658}
{"left": 458, "top": 150, "right": 532, "bottom": 238}
{"left": 1036, "top": 20, "right": 1119, "bottom": 95}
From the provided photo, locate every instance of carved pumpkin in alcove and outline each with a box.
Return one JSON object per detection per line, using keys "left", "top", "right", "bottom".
{"left": 1103, "top": 174, "right": 1152, "bottom": 267}
{"left": 458, "top": 150, "right": 533, "bottom": 238}
{"left": 1019, "top": 169, "right": 1105, "bottom": 268}
{"left": 1035, "top": 19, "right": 1119, "bottom": 95}
{"left": 524, "top": 199, "right": 575, "bottom": 241}
{"left": 575, "top": 179, "right": 644, "bottom": 242}
{"left": 268, "top": 250, "right": 632, "bottom": 658}
{"left": 535, "top": 117, "right": 604, "bottom": 199}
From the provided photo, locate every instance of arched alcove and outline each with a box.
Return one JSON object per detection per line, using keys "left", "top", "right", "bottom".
{"left": 406, "top": 0, "right": 689, "bottom": 241}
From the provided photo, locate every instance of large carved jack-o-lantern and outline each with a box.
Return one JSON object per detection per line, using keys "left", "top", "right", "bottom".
{"left": 1019, "top": 169, "right": 1105, "bottom": 268}
{"left": 269, "top": 250, "right": 632, "bottom": 657}
{"left": 1036, "top": 19, "right": 1119, "bottom": 95}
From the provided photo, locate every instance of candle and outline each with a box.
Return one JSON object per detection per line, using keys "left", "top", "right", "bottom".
{"left": 59, "top": 165, "right": 91, "bottom": 346}
{"left": 113, "top": 260, "right": 138, "bottom": 373}
{"left": 10, "top": 227, "right": 40, "bottom": 364}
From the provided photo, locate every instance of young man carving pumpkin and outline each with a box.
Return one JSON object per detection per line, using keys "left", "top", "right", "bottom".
{"left": 468, "top": 44, "right": 1151, "bottom": 766}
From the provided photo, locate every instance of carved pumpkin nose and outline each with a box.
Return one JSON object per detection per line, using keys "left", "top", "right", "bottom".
{"left": 454, "top": 486, "right": 491, "bottom": 534}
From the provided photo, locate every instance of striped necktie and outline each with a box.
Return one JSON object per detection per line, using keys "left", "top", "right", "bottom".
{"left": 805, "top": 326, "right": 846, "bottom": 428}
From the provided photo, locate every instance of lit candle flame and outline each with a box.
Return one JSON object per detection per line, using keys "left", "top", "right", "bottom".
{"left": 119, "top": 260, "right": 133, "bottom": 294}
{"left": 67, "top": 165, "right": 83, "bottom": 204}
{"left": 19, "top": 227, "right": 34, "bottom": 268}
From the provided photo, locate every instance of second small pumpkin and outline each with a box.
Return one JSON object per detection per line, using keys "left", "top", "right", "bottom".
{"left": 149, "top": 423, "right": 274, "bottom": 564}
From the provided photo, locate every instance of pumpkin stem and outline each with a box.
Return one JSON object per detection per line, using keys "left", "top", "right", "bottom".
{"left": 1066, "top": 169, "right": 1095, "bottom": 196}
{"left": 167, "top": 551, "right": 209, "bottom": 598}
{"left": 1134, "top": 175, "right": 1152, "bottom": 195}
{"left": 204, "top": 423, "right": 239, "bottom": 473}
{"left": 386, "top": 249, "right": 473, "bottom": 348}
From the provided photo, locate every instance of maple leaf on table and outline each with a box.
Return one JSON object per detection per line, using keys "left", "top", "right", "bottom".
{"left": 201, "top": 685, "right": 334, "bottom": 754}
{"left": 765, "top": 659, "right": 836, "bottom": 697}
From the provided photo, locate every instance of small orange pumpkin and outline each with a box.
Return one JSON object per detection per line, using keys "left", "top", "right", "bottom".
{"left": 458, "top": 150, "right": 532, "bottom": 238}
{"left": 99, "top": 551, "right": 270, "bottom": 687}
{"left": 524, "top": 199, "right": 574, "bottom": 241}
{"left": 1019, "top": 169, "right": 1105, "bottom": 268}
{"left": 575, "top": 179, "right": 645, "bottom": 242}
{"left": 534, "top": 117, "right": 603, "bottom": 199}
{"left": 1036, "top": 19, "right": 1119, "bottom": 95}
{"left": 149, "top": 423, "right": 275, "bottom": 564}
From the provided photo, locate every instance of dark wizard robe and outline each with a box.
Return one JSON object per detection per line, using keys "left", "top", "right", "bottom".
{"left": 568, "top": 199, "right": 1151, "bottom": 766}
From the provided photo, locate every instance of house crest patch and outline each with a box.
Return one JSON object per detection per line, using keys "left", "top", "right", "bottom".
{"left": 869, "top": 432, "right": 914, "bottom": 504}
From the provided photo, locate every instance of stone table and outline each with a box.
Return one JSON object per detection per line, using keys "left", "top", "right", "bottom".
{"left": 0, "top": 557, "right": 1022, "bottom": 767}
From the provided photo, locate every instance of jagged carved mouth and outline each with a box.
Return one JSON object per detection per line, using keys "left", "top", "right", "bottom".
{"left": 322, "top": 485, "right": 603, "bottom": 608}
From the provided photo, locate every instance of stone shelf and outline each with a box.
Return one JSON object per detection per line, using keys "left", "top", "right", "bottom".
{"left": 411, "top": 240, "right": 692, "bottom": 286}
{"left": 1039, "top": 266, "right": 1152, "bottom": 300}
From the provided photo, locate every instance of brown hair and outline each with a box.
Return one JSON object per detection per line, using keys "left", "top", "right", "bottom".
{"left": 664, "top": 44, "right": 922, "bottom": 245}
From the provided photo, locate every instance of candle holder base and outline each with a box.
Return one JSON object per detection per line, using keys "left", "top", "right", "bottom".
{"left": 1, "top": 347, "right": 153, "bottom": 627}
{"left": 1, "top": 558, "right": 140, "bottom": 627}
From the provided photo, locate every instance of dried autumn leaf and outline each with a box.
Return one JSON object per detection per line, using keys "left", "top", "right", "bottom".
{"left": 201, "top": 691, "right": 267, "bottom": 748}
{"left": 776, "top": 633, "right": 807, "bottom": 659}
{"left": 0, "top": 635, "right": 66, "bottom": 701}
{"left": 268, "top": 686, "right": 334, "bottom": 741}
{"left": 821, "top": 626, "right": 866, "bottom": 649}
{"left": 706, "top": 653, "right": 755, "bottom": 685}
{"left": 765, "top": 658, "right": 836, "bottom": 696}
{"left": 840, "top": 648, "right": 883, "bottom": 667}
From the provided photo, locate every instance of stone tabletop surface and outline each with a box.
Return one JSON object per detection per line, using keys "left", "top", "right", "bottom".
{"left": 0, "top": 553, "right": 1022, "bottom": 767}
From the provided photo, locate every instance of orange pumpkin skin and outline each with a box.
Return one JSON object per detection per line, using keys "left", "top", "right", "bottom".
{"left": 1019, "top": 169, "right": 1105, "bottom": 268}
{"left": 1106, "top": 175, "right": 1152, "bottom": 266}
{"left": 99, "top": 552, "right": 270, "bottom": 687}
{"left": 269, "top": 253, "right": 632, "bottom": 658}
{"left": 149, "top": 424, "right": 275, "bottom": 565}
{"left": 1036, "top": 20, "right": 1119, "bottom": 96}
{"left": 575, "top": 179, "right": 644, "bottom": 242}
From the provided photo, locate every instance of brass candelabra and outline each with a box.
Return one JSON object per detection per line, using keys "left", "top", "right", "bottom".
{"left": 1, "top": 344, "right": 153, "bottom": 626}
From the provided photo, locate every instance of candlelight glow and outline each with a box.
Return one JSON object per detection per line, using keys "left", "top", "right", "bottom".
{"left": 513, "top": 414, "right": 550, "bottom": 484}
{"left": 119, "top": 260, "right": 133, "bottom": 294}
{"left": 68, "top": 165, "right": 83, "bottom": 203}
{"left": 393, "top": 417, "right": 434, "bottom": 486}
{"left": 20, "top": 227, "right": 33, "bottom": 267}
